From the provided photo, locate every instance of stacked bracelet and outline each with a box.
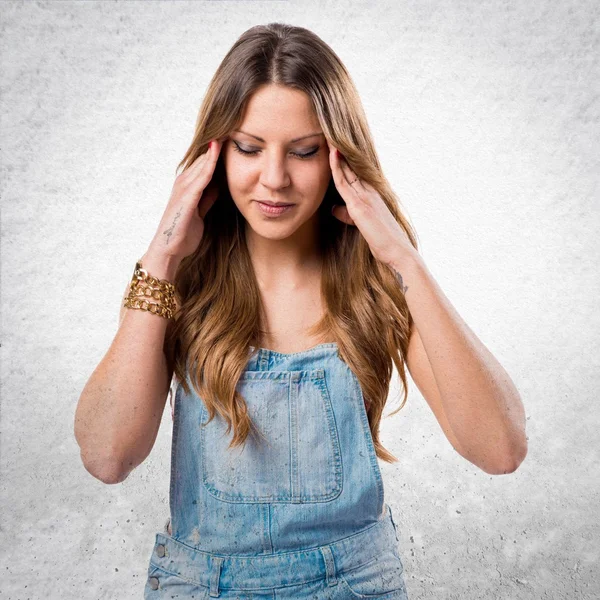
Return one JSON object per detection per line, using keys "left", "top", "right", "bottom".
{"left": 123, "top": 259, "right": 176, "bottom": 319}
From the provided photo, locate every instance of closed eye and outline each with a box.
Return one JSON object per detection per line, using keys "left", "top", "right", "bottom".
{"left": 232, "top": 141, "right": 320, "bottom": 160}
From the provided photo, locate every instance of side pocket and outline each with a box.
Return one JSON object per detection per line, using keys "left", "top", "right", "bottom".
{"left": 338, "top": 550, "right": 407, "bottom": 598}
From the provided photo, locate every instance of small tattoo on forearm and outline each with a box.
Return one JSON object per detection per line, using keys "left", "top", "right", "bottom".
{"left": 162, "top": 208, "right": 183, "bottom": 244}
{"left": 393, "top": 269, "right": 409, "bottom": 295}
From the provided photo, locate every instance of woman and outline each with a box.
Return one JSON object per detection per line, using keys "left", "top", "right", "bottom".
{"left": 74, "top": 22, "right": 527, "bottom": 599}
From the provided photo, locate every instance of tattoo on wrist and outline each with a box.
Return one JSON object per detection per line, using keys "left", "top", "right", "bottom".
{"left": 163, "top": 208, "right": 183, "bottom": 244}
{"left": 393, "top": 269, "right": 409, "bottom": 295}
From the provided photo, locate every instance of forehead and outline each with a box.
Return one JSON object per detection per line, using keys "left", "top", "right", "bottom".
{"left": 237, "top": 85, "right": 321, "bottom": 140}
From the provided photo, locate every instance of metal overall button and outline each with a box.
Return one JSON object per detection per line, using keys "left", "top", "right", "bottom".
{"left": 155, "top": 544, "right": 166, "bottom": 558}
{"left": 148, "top": 576, "right": 160, "bottom": 590}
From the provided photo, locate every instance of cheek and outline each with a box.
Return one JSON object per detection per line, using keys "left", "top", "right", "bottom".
{"left": 224, "top": 166, "right": 249, "bottom": 192}
{"left": 226, "top": 158, "right": 257, "bottom": 185}
{"left": 305, "top": 168, "right": 332, "bottom": 197}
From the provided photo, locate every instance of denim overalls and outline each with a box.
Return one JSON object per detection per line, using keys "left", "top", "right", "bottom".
{"left": 144, "top": 343, "right": 408, "bottom": 599}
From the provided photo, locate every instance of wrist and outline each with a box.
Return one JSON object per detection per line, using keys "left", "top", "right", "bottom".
{"left": 140, "top": 250, "right": 181, "bottom": 282}
{"left": 388, "top": 245, "right": 424, "bottom": 276}
{"left": 387, "top": 247, "right": 427, "bottom": 297}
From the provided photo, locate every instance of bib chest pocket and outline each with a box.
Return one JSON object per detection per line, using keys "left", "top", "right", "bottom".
{"left": 200, "top": 369, "right": 343, "bottom": 503}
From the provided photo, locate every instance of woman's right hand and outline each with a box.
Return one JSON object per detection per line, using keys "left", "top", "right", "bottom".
{"left": 146, "top": 138, "right": 224, "bottom": 264}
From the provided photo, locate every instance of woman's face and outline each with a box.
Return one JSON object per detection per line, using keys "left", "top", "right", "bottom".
{"left": 222, "top": 84, "right": 332, "bottom": 242}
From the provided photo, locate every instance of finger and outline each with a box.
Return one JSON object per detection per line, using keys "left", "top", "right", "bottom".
{"left": 185, "top": 139, "right": 223, "bottom": 192}
{"left": 328, "top": 143, "right": 350, "bottom": 195}
{"left": 195, "top": 140, "right": 223, "bottom": 192}
{"left": 337, "top": 155, "right": 364, "bottom": 193}
{"left": 328, "top": 144, "right": 364, "bottom": 196}
{"left": 180, "top": 140, "right": 220, "bottom": 185}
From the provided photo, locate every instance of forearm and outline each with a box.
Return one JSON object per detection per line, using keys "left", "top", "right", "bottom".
{"left": 74, "top": 251, "right": 179, "bottom": 483}
{"left": 391, "top": 251, "right": 527, "bottom": 472}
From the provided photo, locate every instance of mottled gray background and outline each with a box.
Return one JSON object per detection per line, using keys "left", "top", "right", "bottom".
{"left": 1, "top": 0, "right": 598, "bottom": 598}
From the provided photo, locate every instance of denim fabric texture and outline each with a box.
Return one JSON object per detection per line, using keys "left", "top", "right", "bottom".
{"left": 144, "top": 343, "right": 408, "bottom": 599}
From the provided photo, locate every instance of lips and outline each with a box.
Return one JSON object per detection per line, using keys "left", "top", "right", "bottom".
{"left": 255, "top": 200, "right": 295, "bottom": 206}
{"left": 255, "top": 201, "right": 296, "bottom": 216}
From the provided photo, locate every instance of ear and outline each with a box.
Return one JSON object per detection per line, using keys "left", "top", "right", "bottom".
{"left": 331, "top": 204, "right": 355, "bottom": 226}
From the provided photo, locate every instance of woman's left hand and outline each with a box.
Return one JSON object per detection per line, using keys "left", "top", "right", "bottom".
{"left": 327, "top": 140, "right": 416, "bottom": 267}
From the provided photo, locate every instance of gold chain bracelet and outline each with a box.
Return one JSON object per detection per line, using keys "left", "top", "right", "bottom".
{"left": 123, "top": 259, "right": 176, "bottom": 319}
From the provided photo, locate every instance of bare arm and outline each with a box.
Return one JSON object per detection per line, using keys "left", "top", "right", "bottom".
{"left": 74, "top": 251, "right": 180, "bottom": 484}
{"left": 392, "top": 254, "right": 527, "bottom": 475}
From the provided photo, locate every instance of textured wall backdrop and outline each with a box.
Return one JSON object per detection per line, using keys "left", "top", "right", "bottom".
{"left": 1, "top": 1, "right": 598, "bottom": 599}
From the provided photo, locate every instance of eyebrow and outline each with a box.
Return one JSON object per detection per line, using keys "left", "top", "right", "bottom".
{"left": 233, "top": 130, "right": 324, "bottom": 143}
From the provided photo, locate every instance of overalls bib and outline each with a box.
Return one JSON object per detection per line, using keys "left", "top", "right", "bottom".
{"left": 144, "top": 343, "right": 408, "bottom": 599}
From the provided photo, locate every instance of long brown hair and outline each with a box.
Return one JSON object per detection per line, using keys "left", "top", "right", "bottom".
{"left": 166, "top": 22, "right": 419, "bottom": 463}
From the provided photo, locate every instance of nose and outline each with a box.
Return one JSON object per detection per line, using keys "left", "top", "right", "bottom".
{"left": 257, "top": 150, "right": 291, "bottom": 190}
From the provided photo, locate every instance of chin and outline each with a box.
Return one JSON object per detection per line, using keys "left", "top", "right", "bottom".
{"left": 246, "top": 220, "right": 300, "bottom": 240}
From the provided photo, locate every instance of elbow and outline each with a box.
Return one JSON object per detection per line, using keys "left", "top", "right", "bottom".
{"left": 507, "top": 439, "right": 528, "bottom": 473}
{"left": 504, "top": 432, "right": 529, "bottom": 473}
{"left": 78, "top": 450, "right": 131, "bottom": 485}
{"left": 74, "top": 419, "right": 136, "bottom": 484}
{"left": 484, "top": 439, "right": 528, "bottom": 475}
